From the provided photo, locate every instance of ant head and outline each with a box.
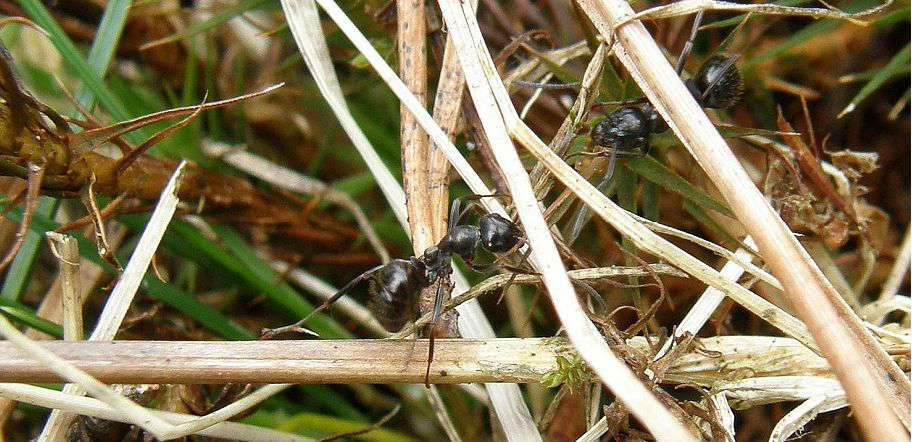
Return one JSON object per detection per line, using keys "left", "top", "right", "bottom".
{"left": 688, "top": 54, "right": 743, "bottom": 109}
{"left": 590, "top": 107, "right": 652, "bottom": 153}
{"left": 479, "top": 213, "right": 523, "bottom": 253}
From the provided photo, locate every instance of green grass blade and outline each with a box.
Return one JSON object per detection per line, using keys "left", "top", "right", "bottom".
{"left": 18, "top": 0, "right": 131, "bottom": 120}
{"left": 210, "top": 224, "right": 352, "bottom": 339}
{"left": 141, "top": 277, "right": 252, "bottom": 340}
{"left": 0, "top": 300, "right": 63, "bottom": 338}
{"left": 741, "top": 19, "right": 840, "bottom": 71}
{"left": 274, "top": 411, "right": 416, "bottom": 442}
{"left": 0, "top": 196, "right": 58, "bottom": 301}
{"left": 837, "top": 43, "right": 910, "bottom": 118}
{"left": 627, "top": 156, "right": 733, "bottom": 217}
{"left": 74, "top": 0, "right": 132, "bottom": 109}
{"left": 682, "top": 199, "right": 746, "bottom": 251}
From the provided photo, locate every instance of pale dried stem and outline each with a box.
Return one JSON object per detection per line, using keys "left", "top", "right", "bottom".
{"left": 578, "top": 0, "right": 910, "bottom": 438}
{"left": 392, "top": 264, "right": 687, "bottom": 338}
{"left": 46, "top": 232, "right": 82, "bottom": 341}
{"left": 0, "top": 384, "right": 307, "bottom": 442}
{"left": 1, "top": 336, "right": 882, "bottom": 385}
{"left": 437, "top": 1, "right": 697, "bottom": 439}
{"left": 429, "top": 24, "right": 468, "bottom": 239}
{"left": 879, "top": 226, "right": 911, "bottom": 301}
{"left": 399, "top": 0, "right": 432, "bottom": 253}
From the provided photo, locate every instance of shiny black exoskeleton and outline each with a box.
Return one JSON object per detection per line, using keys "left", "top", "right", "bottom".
{"left": 590, "top": 54, "right": 742, "bottom": 157}
{"left": 367, "top": 202, "right": 524, "bottom": 332}
{"left": 266, "top": 195, "right": 525, "bottom": 337}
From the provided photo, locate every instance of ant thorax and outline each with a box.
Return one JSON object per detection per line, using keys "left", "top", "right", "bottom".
{"left": 591, "top": 107, "right": 653, "bottom": 153}
{"left": 436, "top": 224, "right": 482, "bottom": 263}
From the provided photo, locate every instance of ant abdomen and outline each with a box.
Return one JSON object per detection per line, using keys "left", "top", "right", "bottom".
{"left": 687, "top": 54, "right": 743, "bottom": 109}
{"left": 368, "top": 258, "right": 424, "bottom": 331}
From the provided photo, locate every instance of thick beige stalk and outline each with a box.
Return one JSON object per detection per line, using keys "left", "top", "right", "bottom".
{"left": 578, "top": 0, "right": 910, "bottom": 439}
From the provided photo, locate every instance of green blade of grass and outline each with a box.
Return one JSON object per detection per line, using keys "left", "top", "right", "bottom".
{"left": 626, "top": 155, "right": 733, "bottom": 217}
{"left": 210, "top": 224, "right": 353, "bottom": 339}
{"left": 141, "top": 277, "right": 252, "bottom": 340}
{"left": 273, "top": 411, "right": 416, "bottom": 442}
{"left": 139, "top": 0, "right": 271, "bottom": 49}
{"left": 0, "top": 300, "right": 63, "bottom": 338}
{"left": 18, "top": 0, "right": 131, "bottom": 120}
{"left": 682, "top": 199, "right": 745, "bottom": 251}
{"left": 741, "top": 19, "right": 841, "bottom": 71}
{"left": 73, "top": 0, "right": 132, "bottom": 110}
{"left": 837, "top": 43, "right": 910, "bottom": 118}
{"left": 0, "top": 196, "right": 58, "bottom": 302}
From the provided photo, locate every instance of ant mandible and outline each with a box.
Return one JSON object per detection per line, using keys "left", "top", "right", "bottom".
{"left": 262, "top": 194, "right": 526, "bottom": 385}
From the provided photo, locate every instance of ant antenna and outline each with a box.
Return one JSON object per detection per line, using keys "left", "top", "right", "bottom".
{"left": 675, "top": 11, "right": 705, "bottom": 75}
{"left": 260, "top": 264, "right": 385, "bottom": 339}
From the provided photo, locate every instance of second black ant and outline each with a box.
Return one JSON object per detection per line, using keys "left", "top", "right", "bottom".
{"left": 262, "top": 194, "right": 527, "bottom": 385}
{"left": 561, "top": 12, "right": 744, "bottom": 239}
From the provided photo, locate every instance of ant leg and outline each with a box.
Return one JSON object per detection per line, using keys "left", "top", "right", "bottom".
{"left": 449, "top": 193, "right": 512, "bottom": 229}
{"left": 0, "top": 162, "right": 46, "bottom": 274}
{"left": 511, "top": 80, "right": 581, "bottom": 90}
{"left": 571, "top": 279, "right": 606, "bottom": 313}
{"left": 566, "top": 147, "right": 619, "bottom": 243}
{"left": 424, "top": 279, "right": 447, "bottom": 387}
{"left": 674, "top": 11, "right": 705, "bottom": 75}
{"left": 259, "top": 264, "right": 385, "bottom": 340}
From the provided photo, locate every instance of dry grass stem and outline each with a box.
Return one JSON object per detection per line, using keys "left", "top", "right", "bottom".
{"left": 280, "top": 0, "right": 539, "bottom": 437}
{"left": 393, "top": 263, "right": 687, "bottom": 338}
{"left": 622, "top": 0, "right": 893, "bottom": 25}
{"left": 576, "top": 0, "right": 910, "bottom": 438}
{"left": 437, "top": 0, "right": 697, "bottom": 439}
{"left": 0, "top": 384, "right": 308, "bottom": 442}
{"left": 879, "top": 226, "right": 911, "bottom": 301}
{"left": 398, "top": 0, "right": 432, "bottom": 253}
{"left": 1, "top": 336, "right": 878, "bottom": 386}
{"left": 46, "top": 232, "right": 82, "bottom": 340}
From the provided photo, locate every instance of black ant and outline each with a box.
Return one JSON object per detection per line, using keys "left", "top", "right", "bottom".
{"left": 261, "top": 194, "right": 526, "bottom": 385}
{"left": 583, "top": 12, "right": 743, "bottom": 174}
{"left": 561, "top": 11, "right": 743, "bottom": 239}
